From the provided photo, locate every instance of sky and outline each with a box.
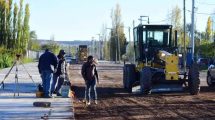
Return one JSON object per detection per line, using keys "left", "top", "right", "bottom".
{"left": 19, "top": 0, "right": 215, "bottom": 41}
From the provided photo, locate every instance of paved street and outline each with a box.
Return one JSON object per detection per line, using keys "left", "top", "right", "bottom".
{"left": 0, "top": 62, "right": 74, "bottom": 120}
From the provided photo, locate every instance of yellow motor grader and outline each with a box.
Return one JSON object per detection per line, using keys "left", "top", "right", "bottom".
{"left": 123, "top": 24, "right": 200, "bottom": 95}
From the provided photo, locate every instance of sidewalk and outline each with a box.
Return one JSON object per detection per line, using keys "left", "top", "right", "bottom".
{"left": 0, "top": 62, "right": 74, "bottom": 120}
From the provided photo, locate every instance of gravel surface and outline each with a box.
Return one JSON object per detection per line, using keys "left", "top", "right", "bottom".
{"left": 69, "top": 62, "right": 215, "bottom": 120}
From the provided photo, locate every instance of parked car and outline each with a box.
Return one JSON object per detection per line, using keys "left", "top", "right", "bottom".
{"left": 207, "top": 64, "right": 215, "bottom": 87}
{"left": 65, "top": 55, "right": 72, "bottom": 64}
{"left": 197, "top": 58, "right": 209, "bottom": 66}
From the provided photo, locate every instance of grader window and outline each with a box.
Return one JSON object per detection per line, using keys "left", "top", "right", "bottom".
{"left": 147, "top": 29, "right": 170, "bottom": 47}
{"left": 134, "top": 28, "right": 140, "bottom": 60}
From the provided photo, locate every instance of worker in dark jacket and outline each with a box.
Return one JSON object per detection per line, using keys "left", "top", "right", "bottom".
{"left": 81, "top": 56, "right": 99, "bottom": 105}
{"left": 51, "top": 50, "right": 66, "bottom": 96}
{"left": 38, "top": 49, "right": 58, "bottom": 98}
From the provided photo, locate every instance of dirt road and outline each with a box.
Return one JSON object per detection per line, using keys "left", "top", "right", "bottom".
{"left": 69, "top": 62, "right": 215, "bottom": 120}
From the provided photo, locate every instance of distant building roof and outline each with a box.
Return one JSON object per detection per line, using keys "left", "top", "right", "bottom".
{"left": 37, "top": 39, "right": 92, "bottom": 46}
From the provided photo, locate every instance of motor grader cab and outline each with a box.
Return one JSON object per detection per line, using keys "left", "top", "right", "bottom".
{"left": 123, "top": 24, "right": 200, "bottom": 95}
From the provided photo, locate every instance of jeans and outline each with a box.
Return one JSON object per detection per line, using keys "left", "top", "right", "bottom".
{"left": 41, "top": 70, "right": 52, "bottom": 97}
{"left": 51, "top": 74, "right": 64, "bottom": 94}
{"left": 86, "top": 79, "right": 97, "bottom": 102}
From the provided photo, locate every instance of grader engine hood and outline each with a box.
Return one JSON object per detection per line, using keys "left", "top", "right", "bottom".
{"left": 158, "top": 50, "right": 179, "bottom": 80}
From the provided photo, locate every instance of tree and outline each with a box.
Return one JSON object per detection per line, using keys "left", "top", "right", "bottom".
{"left": 110, "top": 4, "right": 126, "bottom": 61}
{"left": 100, "top": 23, "right": 110, "bottom": 60}
{"left": 206, "top": 16, "right": 212, "bottom": 41}
{"left": 103, "top": 40, "right": 110, "bottom": 60}
{"left": 41, "top": 42, "right": 60, "bottom": 55}
{"left": 170, "top": 5, "right": 183, "bottom": 47}
{"left": 12, "top": 2, "right": 18, "bottom": 49}
{"left": 28, "top": 31, "right": 40, "bottom": 51}
{"left": 22, "top": 3, "right": 30, "bottom": 54}
{"left": 178, "top": 32, "right": 189, "bottom": 48}
{"left": 0, "top": 0, "right": 3, "bottom": 45}
{"left": 0, "top": 0, "right": 7, "bottom": 46}
{"left": 6, "top": 0, "right": 13, "bottom": 49}
{"left": 16, "top": 0, "right": 23, "bottom": 52}
{"left": 124, "top": 42, "right": 134, "bottom": 63}
{"left": 171, "top": 5, "right": 181, "bottom": 31}
{"left": 196, "top": 40, "right": 215, "bottom": 58}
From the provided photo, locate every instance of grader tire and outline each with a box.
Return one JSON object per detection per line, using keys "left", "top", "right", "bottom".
{"left": 123, "top": 65, "right": 127, "bottom": 89}
{"left": 123, "top": 64, "right": 136, "bottom": 93}
{"left": 188, "top": 63, "right": 200, "bottom": 95}
{"left": 140, "top": 67, "right": 152, "bottom": 94}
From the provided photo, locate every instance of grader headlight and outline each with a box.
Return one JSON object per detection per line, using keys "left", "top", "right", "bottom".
{"left": 161, "top": 53, "right": 166, "bottom": 57}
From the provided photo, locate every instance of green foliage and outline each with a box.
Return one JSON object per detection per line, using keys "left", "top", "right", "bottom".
{"left": 0, "top": 0, "right": 31, "bottom": 55}
{"left": 0, "top": 54, "right": 13, "bottom": 68}
{"left": 16, "top": 0, "right": 23, "bottom": 51}
{"left": 28, "top": 31, "right": 40, "bottom": 51}
{"left": 178, "top": 32, "right": 190, "bottom": 48}
{"left": 13, "top": 2, "right": 18, "bottom": 49}
{"left": 22, "top": 57, "right": 33, "bottom": 63}
{"left": 196, "top": 40, "right": 215, "bottom": 58}
{"left": 0, "top": 46, "right": 35, "bottom": 69}
{"left": 103, "top": 40, "right": 110, "bottom": 60}
{"left": 171, "top": 5, "right": 181, "bottom": 31}
{"left": 206, "top": 17, "right": 212, "bottom": 40}
{"left": 22, "top": 3, "right": 30, "bottom": 54}
{"left": 0, "top": 47, "right": 14, "bottom": 69}
{"left": 41, "top": 42, "right": 60, "bottom": 55}
{"left": 124, "top": 42, "right": 134, "bottom": 63}
{"left": 109, "top": 31, "right": 117, "bottom": 61}
{"left": 109, "top": 4, "right": 126, "bottom": 61}
{"left": 70, "top": 46, "right": 77, "bottom": 57}
{"left": 28, "top": 40, "right": 40, "bottom": 51}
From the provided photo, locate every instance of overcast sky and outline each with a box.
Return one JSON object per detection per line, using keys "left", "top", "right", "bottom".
{"left": 18, "top": 0, "right": 215, "bottom": 41}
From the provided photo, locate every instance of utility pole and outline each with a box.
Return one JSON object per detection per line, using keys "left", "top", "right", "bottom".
{"left": 212, "top": 18, "right": 214, "bottom": 43}
{"left": 116, "top": 26, "right": 121, "bottom": 63}
{"left": 128, "top": 27, "right": 131, "bottom": 44}
{"left": 133, "top": 20, "right": 135, "bottom": 64}
{"left": 92, "top": 37, "right": 95, "bottom": 56}
{"left": 97, "top": 34, "right": 101, "bottom": 60}
{"left": 183, "top": 0, "right": 187, "bottom": 71}
{"left": 191, "top": 0, "right": 195, "bottom": 60}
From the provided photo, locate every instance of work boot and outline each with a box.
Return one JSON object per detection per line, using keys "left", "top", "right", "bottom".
{"left": 86, "top": 101, "right": 91, "bottom": 106}
{"left": 56, "top": 92, "right": 62, "bottom": 96}
{"left": 94, "top": 100, "right": 98, "bottom": 105}
{"left": 44, "top": 95, "right": 52, "bottom": 98}
{"left": 82, "top": 99, "right": 86, "bottom": 103}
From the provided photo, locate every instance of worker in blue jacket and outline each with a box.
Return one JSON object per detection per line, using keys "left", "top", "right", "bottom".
{"left": 38, "top": 49, "right": 58, "bottom": 98}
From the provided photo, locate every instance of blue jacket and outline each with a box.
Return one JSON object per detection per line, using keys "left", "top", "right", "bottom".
{"left": 38, "top": 51, "right": 58, "bottom": 74}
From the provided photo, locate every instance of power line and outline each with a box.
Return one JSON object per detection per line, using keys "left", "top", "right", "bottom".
{"left": 150, "top": 18, "right": 169, "bottom": 24}
{"left": 186, "top": 9, "right": 215, "bottom": 15}
{"left": 150, "top": 12, "right": 176, "bottom": 24}
{"left": 196, "top": 1, "right": 215, "bottom": 6}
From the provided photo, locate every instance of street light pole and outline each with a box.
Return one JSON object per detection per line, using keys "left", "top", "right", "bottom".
{"left": 133, "top": 20, "right": 136, "bottom": 64}
{"left": 97, "top": 34, "right": 101, "bottom": 60}
{"left": 92, "top": 37, "right": 95, "bottom": 57}
{"left": 191, "top": 0, "right": 195, "bottom": 60}
{"left": 117, "top": 31, "right": 121, "bottom": 63}
{"left": 183, "top": 0, "right": 187, "bottom": 72}
{"left": 212, "top": 18, "right": 214, "bottom": 43}
{"left": 139, "top": 16, "right": 150, "bottom": 24}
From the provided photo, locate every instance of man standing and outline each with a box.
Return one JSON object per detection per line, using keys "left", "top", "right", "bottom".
{"left": 81, "top": 56, "right": 99, "bottom": 105}
{"left": 38, "top": 49, "right": 58, "bottom": 98}
{"left": 51, "top": 49, "right": 66, "bottom": 96}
